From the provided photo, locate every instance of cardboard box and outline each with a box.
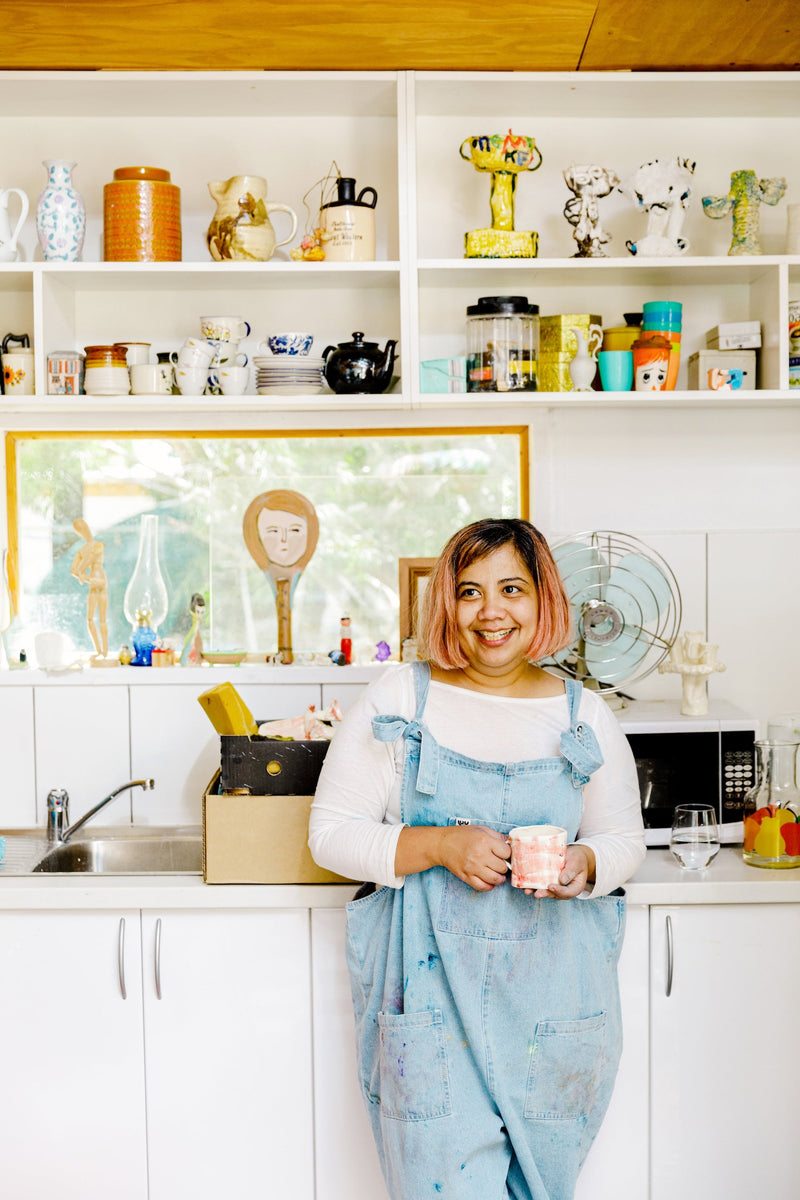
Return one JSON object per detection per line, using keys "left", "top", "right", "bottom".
{"left": 688, "top": 349, "right": 757, "bottom": 391}
{"left": 203, "top": 774, "right": 355, "bottom": 884}
{"left": 705, "top": 321, "right": 762, "bottom": 349}
{"left": 540, "top": 314, "right": 602, "bottom": 355}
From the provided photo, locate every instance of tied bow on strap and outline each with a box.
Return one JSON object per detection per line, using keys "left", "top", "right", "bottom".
{"left": 560, "top": 721, "right": 604, "bottom": 788}
{"left": 372, "top": 714, "right": 440, "bottom": 795}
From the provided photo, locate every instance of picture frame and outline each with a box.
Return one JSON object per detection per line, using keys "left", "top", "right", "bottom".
{"left": 399, "top": 557, "right": 436, "bottom": 645}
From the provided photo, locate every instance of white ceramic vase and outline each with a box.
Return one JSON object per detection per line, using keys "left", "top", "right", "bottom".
{"left": 568, "top": 324, "right": 603, "bottom": 391}
{"left": 36, "top": 159, "right": 86, "bottom": 262}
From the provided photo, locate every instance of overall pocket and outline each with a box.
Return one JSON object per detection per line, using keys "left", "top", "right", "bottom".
{"left": 524, "top": 1011, "right": 608, "bottom": 1120}
{"left": 377, "top": 1008, "right": 452, "bottom": 1121}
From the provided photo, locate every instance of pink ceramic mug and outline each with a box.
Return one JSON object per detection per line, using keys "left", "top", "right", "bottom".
{"left": 508, "top": 824, "right": 567, "bottom": 889}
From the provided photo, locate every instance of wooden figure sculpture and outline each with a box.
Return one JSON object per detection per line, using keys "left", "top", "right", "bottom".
{"left": 242, "top": 489, "right": 319, "bottom": 664}
{"left": 69, "top": 518, "right": 109, "bottom": 659}
{"left": 702, "top": 169, "right": 787, "bottom": 255}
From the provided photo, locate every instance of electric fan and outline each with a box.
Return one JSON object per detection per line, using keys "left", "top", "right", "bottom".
{"left": 546, "top": 530, "right": 682, "bottom": 695}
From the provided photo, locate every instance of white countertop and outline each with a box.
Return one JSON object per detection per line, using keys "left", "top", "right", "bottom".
{"left": 1, "top": 848, "right": 799, "bottom": 909}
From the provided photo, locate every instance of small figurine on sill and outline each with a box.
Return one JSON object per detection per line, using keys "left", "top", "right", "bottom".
{"left": 180, "top": 592, "right": 206, "bottom": 667}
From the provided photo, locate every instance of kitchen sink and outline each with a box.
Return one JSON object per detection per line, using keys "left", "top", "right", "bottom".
{"left": 30, "top": 828, "right": 203, "bottom": 875}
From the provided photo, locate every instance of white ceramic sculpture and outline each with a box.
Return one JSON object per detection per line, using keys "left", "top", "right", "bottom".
{"left": 562, "top": 164, "right": 620, "bottom": 257}
{"left": 622, "top": 157, "right": 696, "bottom": 257}
{"left": 657, "top": 630, "right": 726, "bottom": 716}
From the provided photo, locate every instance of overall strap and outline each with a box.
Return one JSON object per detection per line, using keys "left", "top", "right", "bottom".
{"left": 371, "top": 660, "right": 439, "bottom": 795}
{"left": 560, "top": 678, "right": 605, "bottom": 788}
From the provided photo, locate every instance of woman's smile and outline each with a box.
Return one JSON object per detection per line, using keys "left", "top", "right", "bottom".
{"left": 455, "top": 544, "right": 540, "bottom": 682}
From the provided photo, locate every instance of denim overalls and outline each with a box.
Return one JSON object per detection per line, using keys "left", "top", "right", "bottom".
{"left": 345, "top": 663, "right": 626, "bottom": 1200}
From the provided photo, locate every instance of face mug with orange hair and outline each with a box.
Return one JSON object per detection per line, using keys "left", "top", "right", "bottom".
{"left": 308, "top": 517, "right": 646, "bottom": 1200}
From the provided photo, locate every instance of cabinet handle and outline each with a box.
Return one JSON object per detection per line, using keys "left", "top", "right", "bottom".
{"left": 154, "top": 917, "right": 162, "bottom": 1000}
{"left": 665, "top": 914, "right": 674, "bottom": 997}
{"left": 118, "top": 917, "right": 127, "bottom": 1000}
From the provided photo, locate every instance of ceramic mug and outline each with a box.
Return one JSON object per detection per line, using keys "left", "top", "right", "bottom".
{"left": 130, "top": 363, "right": 171, "bottom": 395}
{"left": 632, "top": 336, "right": 671, "bottom": 391}
{"left": 113, "top": 341, "right": 151, "bottom": 367}
{"left": 200, "top": 316, "right": 251, "bottom": 342}
{"left": 175, "top": 365, "right": 208, "bottom": 395}
{"left": 171, "top": 338, "right": 216, "bottom": 369}
{"left": 598, "top": 350, "right": 634, "bottom": 391}
{"left": 262, "top": 332, "right": 314, "bottom": 356}
{"left": 219, "top": 365, "right": 250, "bottom": 395}
{"left": 508, "top": 824, "right": 567, "bottom": 890}
{"left": 206, "top": 339, "right": 248, "bottom": 368}
{"left": 2, "top": 348, "right": 35, "bottom": 395}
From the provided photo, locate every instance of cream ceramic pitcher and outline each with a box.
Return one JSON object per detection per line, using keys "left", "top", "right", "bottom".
{"left": 0, "top": 188, "right": 29, "bottom": 263}
{"left": 206, "top": 175, "right": 298, "bottom": 262}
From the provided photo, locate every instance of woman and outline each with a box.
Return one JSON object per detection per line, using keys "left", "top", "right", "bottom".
{"left": 309, "top": 518, "right": 645, "bottom": 1200}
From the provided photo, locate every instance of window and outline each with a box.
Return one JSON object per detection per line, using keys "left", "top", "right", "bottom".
{"left": 7, "top": 428, "right": 528, "bottom": 662}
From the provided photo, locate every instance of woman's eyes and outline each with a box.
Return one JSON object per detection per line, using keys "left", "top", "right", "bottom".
{"left": 457, "top": 584, "right": 523, "bottom": 599}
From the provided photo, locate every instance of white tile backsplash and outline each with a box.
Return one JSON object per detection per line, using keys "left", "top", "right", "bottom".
{"left": 0, "top": 688, "right": 35, "bottom": 826}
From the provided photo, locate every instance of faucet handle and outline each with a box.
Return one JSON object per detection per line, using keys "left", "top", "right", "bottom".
{"left": 46, "top": 787, "right": 69, "bottom": 841}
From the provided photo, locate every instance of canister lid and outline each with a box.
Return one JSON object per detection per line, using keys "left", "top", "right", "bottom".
{"left": 113, "top": 166, "right": 171, "bottom": 182}
{"left": 467, "top": 296, "right": 539, "bottom": 316}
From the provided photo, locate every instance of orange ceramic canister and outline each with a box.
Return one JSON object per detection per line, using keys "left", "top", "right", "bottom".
{"left": 103, "top": 166, "right": 181, "bottom": 262}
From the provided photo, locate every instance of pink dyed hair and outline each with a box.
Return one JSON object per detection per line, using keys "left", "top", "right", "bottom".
{"left": 417, "top": 518, "right": 573, "bottom": 669}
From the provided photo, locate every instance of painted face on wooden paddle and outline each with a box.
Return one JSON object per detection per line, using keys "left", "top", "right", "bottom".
{"left": 257, "top": 508, "right": 308, "bottom": 569}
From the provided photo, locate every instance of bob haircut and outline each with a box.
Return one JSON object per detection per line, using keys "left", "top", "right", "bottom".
{"left": 417, "top": 518, "right": 573, "bottom": 670}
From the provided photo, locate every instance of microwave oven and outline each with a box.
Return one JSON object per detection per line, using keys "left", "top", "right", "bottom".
{"left": 616, "top": 699, "right": 759, "bottom": 846}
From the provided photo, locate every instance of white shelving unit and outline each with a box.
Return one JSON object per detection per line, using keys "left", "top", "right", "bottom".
{"left": 0, "top": 69, "right": 797, "bottom": 431}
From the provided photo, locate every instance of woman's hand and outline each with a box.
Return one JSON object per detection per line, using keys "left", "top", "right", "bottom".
{"left": 439, "top": 824, "right": 511, "bottom": 891}
{"left": 395, "top": 823, "right": 510, "bottom": 891}
{"left": 529, "top": 843, "right": 595, "bottom": 900}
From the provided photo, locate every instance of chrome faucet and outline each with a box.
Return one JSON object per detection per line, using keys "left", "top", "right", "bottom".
{"left": 46, "top": 779, "right": 154, "bottom": 844}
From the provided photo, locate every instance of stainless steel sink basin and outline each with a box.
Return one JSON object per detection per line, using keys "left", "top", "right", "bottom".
{"left": 31, "top": 828, "right": 202, "bottom": 875}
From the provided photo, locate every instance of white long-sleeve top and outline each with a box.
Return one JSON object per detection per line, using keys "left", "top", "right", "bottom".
{"left": 309, "top": 663, "right": 646, "bottom": 897}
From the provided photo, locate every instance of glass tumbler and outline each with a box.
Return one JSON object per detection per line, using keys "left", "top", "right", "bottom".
{"left": 670, "top": 803, "right": 720, "bottom": 870}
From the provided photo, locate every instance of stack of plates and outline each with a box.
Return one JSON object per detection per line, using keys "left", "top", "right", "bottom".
{"left": 254, "top": 355, "right": 326, "bottom": 396}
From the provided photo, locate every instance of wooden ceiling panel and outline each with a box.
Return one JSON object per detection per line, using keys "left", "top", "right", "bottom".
{"left": 581, "top": 0, "right": 800, "bottom": 71}
{"left": 9, "top": 0, "right": 596, "bottom": 72}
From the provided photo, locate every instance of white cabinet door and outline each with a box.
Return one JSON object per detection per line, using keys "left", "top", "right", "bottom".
{"left": 142, "top": 908, "right": 314, "bottom": 1200}
{"left": 0, "top": 909, "right": 148, "bottom": 1199}
{"left": 575, "top": 903, "right": 649, "bottom": 1200}
{"left": 650, "top": 903, "right": 800, "bottom": 1200}
{"left": 311, "top": 908, "right": 389, "bottom": 1200}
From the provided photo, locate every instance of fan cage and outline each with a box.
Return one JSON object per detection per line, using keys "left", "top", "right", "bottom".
{"left": 545, "top": 530, "right": 683, "bottom": 694}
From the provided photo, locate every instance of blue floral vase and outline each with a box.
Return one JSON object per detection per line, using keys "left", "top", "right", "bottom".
{"left": 36, "top": 159, "right": 86, "bottom": 262}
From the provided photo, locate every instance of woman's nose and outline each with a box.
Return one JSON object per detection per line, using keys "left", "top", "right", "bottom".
{"left": 477, "top": 592, "right": 506, "bottom": 618}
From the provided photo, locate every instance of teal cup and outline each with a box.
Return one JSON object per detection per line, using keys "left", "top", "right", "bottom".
{"left": 598, "top": 349, "right": 634, "bottom": 391}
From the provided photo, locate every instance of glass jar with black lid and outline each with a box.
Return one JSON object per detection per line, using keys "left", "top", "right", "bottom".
{"left": 466, "top": 295, "right": 539, "bottom": 393}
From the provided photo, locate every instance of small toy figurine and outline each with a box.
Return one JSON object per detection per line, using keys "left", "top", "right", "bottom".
{"left": 180, "top": 592, "right": 206, "bottom": 667}
{"left": 621, "top": 157, "right": 696, "bottom": 256}
{"left": 374, "top": 641, "right": 391, "bottom": 662}
{"left": 562, "top": 164, "right": 620, "bottom": 257}
{"left": 702, "top": 169, "right": 787, "bottom": 255}
{"left": 339, "top": 615, "right": 352, "bottom": 665}
{"left": 290, "top": 227, "right": 328, "bottom": 261}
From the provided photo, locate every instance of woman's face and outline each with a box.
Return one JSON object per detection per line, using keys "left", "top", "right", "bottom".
{"left": 257, "top": 508, "right": 308, "bottom": 567}
{"left": 455, "top": 544, "right": 539, "bottom": 675}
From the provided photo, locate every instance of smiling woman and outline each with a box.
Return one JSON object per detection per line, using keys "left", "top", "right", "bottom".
{"left": 5, "top": 427, "right": 527, "bottom": 662}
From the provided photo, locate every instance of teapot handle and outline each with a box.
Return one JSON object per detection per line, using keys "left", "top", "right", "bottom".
{"left": 356, "top": 187, "right": 378, "bottom": 209}
{"left": 321, "top": 346, "right": 335, "bottom": 360}
{"left": 266, "top": 203, "right": 298, "bottom": 249}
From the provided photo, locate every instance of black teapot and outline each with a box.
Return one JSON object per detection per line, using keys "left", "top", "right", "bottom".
{"left": 322, "top": 331, "right": 397, "bottom": 394}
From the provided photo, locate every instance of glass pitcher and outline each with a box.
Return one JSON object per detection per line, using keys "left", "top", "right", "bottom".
{"left": 742, "top": 740, "right": 800, "bottom": 868}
